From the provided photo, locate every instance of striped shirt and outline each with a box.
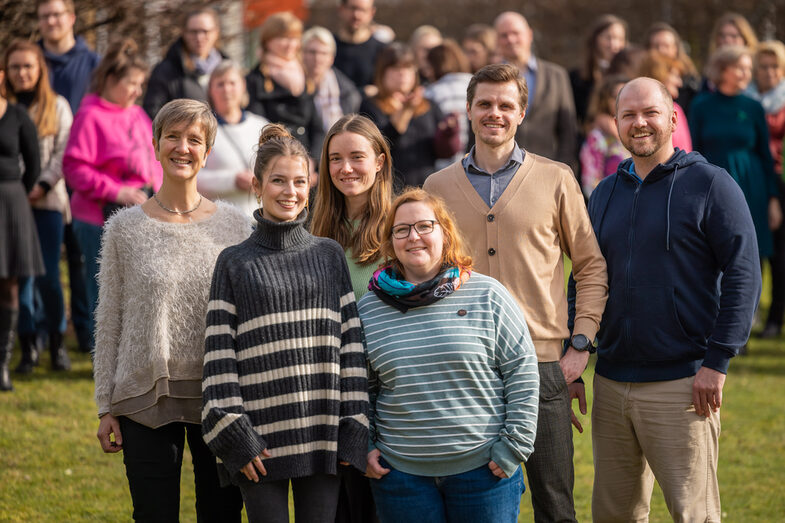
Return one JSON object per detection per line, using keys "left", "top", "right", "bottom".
{"left": 358, "top": 273, "right": 539, "bottom": 478}
{"left": 202, "top": 212, "right": 369, "bottom": 482}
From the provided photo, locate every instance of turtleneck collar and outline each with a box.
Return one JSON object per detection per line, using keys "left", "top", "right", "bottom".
{"left": 251, "top": 209, "right": 312, "bottom": 250}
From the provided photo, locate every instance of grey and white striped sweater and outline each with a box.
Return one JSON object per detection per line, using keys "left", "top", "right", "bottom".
{"left": 202, "top": 211, "right": 369, "bottom": 482}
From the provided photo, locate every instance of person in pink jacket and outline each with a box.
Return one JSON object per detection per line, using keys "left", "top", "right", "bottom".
{"left": 62, "top": 38, "right": 162, "bottom": 353}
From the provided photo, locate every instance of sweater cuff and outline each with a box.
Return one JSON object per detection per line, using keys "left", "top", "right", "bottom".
{"left": 491, "top": 439, "right": 522, "bottom": 479}
{"left": 338, "top": 419, "right": 370, "bottom": 473}
{"left": 702, "top": 346, "right": 733, "bottom": 374}
{"left": 210, "top": 421, "right": 268, "bottom": 476}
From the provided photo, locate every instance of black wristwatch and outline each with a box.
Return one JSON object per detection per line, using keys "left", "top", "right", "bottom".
{"left": 570, "top": 334, "right": 596, "bottom": 353}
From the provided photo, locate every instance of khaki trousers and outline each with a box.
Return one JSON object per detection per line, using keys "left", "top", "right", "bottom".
{"left": 591, "top": 374, "right": 721, "bottom": 522}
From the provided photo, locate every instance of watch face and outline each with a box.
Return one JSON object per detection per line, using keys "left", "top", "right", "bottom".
{"left": 572, "top": 334, "right": 590, "bottom": 351}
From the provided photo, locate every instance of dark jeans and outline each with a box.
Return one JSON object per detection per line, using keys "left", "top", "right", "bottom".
{"left": 71, "top": 219, "right": 102, "bottom": 352}
{"left": 63, "top": 221, "right": 91, "bottom": 349}
{"left": 370, "top": 460, "right": 524, "bottom": 523}
{"left": 239, "top": 473, "right": 340, "bottom": 523}
{"left": 18, "top": 209, "right": 66, "bottom": 335}
{"left": 118, "top": 417, "right": 243, "bottom": 523}
{"left": 524, "top": 361, "right": 577, "bottom": 523}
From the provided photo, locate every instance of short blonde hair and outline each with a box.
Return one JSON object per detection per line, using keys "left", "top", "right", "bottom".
{"left": 302, "top": 26, "right": 336, "bottom": 56}
{"left": 152, "top": 99, "right": 218, "bottom": 153}
{"left": 755, "top": 40, "right": 785, "bottom": 74}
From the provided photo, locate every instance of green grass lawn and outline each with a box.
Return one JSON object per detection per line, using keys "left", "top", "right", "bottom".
{"left": 1, "top": 282, "right": 783, "bottom": 521}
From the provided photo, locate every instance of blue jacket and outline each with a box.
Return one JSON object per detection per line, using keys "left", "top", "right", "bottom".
{"left": 584, "top": 149, "right": 760, "bottom": 382}
{"left": 40, "top": 37, "right": 100, "bottom": 116}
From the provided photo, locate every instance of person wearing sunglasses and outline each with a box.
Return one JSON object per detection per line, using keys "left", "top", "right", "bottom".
{"left": 358, "top": 188, "right": 539, "bottom": 523}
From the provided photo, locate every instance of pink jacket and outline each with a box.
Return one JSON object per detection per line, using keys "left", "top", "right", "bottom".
{"left": 673, "top": 102, "right": 693, "bottom": 153}
{"left": 63, "top": 94, "right": 162, "bottom": 226}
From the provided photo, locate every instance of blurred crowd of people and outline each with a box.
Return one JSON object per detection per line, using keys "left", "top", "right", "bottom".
{"left": 0, "top": 0, "right": 782, "bottom": 521}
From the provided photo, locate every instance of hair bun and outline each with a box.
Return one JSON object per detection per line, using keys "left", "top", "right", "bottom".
{"left": 258, "top": 123, "right": 292, "bottom": 147}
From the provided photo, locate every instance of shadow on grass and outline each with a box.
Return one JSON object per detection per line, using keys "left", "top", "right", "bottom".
{"left": 13, "top": 367, "right": 94, "bottom": 382}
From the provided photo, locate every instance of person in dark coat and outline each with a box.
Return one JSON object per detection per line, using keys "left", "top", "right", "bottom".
{"left": 246, "top": 12, "right": 325, "bottom": 160}
{"left": 143, "top": 7, "right": 225, "bottom": 120}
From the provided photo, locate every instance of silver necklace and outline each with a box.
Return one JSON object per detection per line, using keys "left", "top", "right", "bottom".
{"left": 153, "top": 193, "right": 203, "bottom": 215}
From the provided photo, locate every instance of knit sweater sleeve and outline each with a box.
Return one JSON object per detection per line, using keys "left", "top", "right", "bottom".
{"left": 93, "top": 215, "right": 124, "bottom": 417}
{"left": 335, "top": 251, "right": 371, "bottom": 472}
{"left": 202, "top": 251, "right": 268, "bottom": 475}
{"left": 488, "top": 280, "right": 540, "bottom": 478}
{"left": 556, "top": 166, "right": 609, "bottom": 341}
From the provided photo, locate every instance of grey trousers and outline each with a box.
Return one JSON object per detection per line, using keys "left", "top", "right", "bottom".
{"left": 523, "top": 361, "right": 577, "bottom": 523}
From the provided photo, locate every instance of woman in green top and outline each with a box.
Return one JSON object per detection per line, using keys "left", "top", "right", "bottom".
{"left": 689, "top": 45, "right": 782, "bottom": 260}
{"left": 312, "top": 114, "right": 393, "bottom": 299}
{"left": 310, "top": 113, "right": 392, "bottom": 522}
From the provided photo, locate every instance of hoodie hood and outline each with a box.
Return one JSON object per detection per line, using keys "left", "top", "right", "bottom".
{"left": 40, "top": 36, "right": 92, "bottom": 65}
{"left": 598, "top": 149, "right": 711, "bottom": 251}
{"left": 616, "top": 148, "right": 706, "bottom": 183}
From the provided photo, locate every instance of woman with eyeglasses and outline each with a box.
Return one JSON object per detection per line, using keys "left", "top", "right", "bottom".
{"left": 358, "top": 188, "right": 539, "bottom": 523}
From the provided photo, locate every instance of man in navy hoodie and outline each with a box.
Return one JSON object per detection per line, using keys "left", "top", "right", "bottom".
{"left": 37, "top": 0, "right": 100, "bottom": 115}
{"left": 38, "top": 0, "right": 100, "bottom": 354}
{"left": 584, "top": 78, "right": 760, "bottom": 521}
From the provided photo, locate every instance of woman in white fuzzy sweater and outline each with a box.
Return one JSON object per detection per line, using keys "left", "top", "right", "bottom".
{"left": 93, "top": 99, "right": 250, "bottom": 522}
{"left": 198, "top": 61, "right": 269, "bottom": 217}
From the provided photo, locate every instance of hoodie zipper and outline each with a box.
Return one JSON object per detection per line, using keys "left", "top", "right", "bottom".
{"left": 624, "top": 180, "right": 642, "bottom": 349}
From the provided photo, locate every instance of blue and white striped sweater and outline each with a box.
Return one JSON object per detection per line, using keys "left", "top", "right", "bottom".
{"left": 358, "top": 273, "right": 539, "bottom": 478}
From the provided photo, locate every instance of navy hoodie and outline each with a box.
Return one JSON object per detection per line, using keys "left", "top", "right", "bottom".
{"left": 585, "top": 149, "right": 760, "bottom": 382}
{"left": 40, "top": 36, "right": 100, "bottom": 116}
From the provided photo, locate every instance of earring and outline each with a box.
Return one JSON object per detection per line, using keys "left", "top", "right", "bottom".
{"left": 256, "top": 194, "right": 262, "bottom": 210}
{"left": 305, "top": 197, "right": 310, "bottom": 212}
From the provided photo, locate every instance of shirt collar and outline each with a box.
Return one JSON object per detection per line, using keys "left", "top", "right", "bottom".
{"left": 463, "top": 143, "right": 524, "bottom": 176}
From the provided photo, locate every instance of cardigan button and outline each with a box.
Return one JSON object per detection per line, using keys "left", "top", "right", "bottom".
{"left": 487, "top": 214, "right": 495, "bottom": 222}
{"left": 488, "top": 248, "right": 496, "bottom": 256}
{"left": 457, "top": 309, "right": 467, "bottom": 316}
{"left": 296, "top": 126, "right": 306, "bottom": 135}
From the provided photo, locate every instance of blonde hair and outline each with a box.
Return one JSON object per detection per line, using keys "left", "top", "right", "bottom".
{"left": 152, "top": 99, "right": 218, "bottom": 152}
{"left": 311, "top": 114, "right": 393, "bottom": 266}
{"left": 380, "top": 188, "right": 473, "bottom": 274}
{"left": 709, "top": 12, "right": 758, "bottom": 55}
{"left": 3, "top": 39, "right": 59, "bottom": 137}
{"left": 302, "top": 26, "right": 336, "bottom": 55}
{"left": 755, "top": 40, "right": 785, "bottom": 74}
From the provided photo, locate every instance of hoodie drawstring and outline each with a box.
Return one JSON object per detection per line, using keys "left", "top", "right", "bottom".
{"left": 665, "top": 165, "right": 678, "bottom": 252}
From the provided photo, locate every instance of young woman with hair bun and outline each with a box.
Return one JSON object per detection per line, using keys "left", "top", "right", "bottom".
{"left": 202, "top": 123, "right": 369, "bottom": 523}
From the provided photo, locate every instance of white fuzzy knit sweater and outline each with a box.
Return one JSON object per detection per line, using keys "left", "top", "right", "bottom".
{"left": 94, "top": 202, "right": 252, "bottom": 417}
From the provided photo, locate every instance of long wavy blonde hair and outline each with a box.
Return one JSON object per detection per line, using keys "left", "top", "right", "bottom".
{"left": 311, "top": 114, "right": 393, "bottom": 266}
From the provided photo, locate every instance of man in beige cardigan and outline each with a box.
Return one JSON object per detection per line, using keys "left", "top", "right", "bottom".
{"left": 423, "top": 63, "right": 607, "bottom": 523}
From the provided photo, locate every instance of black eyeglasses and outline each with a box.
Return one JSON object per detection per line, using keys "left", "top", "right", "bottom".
{"left": 391, "top": 220, "right": 439, "bottom": 239}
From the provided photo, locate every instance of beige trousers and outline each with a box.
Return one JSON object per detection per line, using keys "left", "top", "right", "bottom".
{"left": 591, "top": 374, "right": 721, "bottom": 522}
